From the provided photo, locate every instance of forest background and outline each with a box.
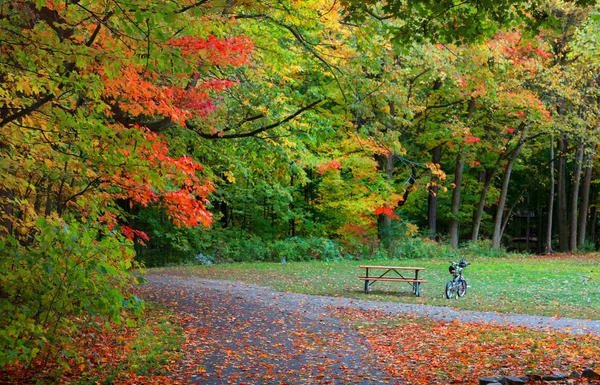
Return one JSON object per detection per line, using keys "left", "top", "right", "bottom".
{"left": 2, "top": 0, "right": 600, "bottom": 380}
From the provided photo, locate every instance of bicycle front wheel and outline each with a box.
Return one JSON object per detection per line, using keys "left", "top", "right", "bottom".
{"left": 457, "top": 279, "right": 467, "bottom": 297}
{"left": 445, "top": 280, "right": 455, "bottom": 299}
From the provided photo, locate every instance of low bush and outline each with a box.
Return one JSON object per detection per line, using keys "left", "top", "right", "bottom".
{"left": 0, "top": 217, "right": 139, "bottom": 370}
{"left": 190, "top": 235, "right": 346, "bottom": 264}
{"left": 460, "top": 240, "right": 517, "bottom": 259}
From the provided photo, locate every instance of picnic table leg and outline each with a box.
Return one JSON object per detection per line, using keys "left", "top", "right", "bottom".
{"left": 414, "top": 270, "right": 420, "bottom": 296}
{"left": 364, "top": 280, "right": 370, "bottom": 293}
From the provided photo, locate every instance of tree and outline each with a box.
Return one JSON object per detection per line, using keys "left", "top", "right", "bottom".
{"left": 340, "top": 0, "right": 597, "bottom": 44}
{"left": 0, "top": 0, "right": 252, "bottom": 367}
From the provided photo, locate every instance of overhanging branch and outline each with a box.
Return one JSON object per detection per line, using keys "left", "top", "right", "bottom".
{"left": 197, "top": 99, "right": 322, "bottom": 139}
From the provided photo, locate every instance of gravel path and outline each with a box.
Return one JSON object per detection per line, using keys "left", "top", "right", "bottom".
{"left": 141, "top": 273, "right": 600, "bottom": 384}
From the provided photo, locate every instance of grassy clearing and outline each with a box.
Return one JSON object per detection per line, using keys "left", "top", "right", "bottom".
{"left": 150, "top": 254, "right": 600, "bottom": 320}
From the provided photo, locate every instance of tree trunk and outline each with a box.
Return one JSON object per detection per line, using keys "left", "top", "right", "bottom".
{"left": 546, "top": 135, "right": 555, "bottom": 254}
{"left": 557, "top": 136, "right": 569, "bottom": 252}
{"left": 290, "top": 169, "right": 295, "bottom": 237}
{"left": 376, "top": 153, "right": 394, "bottom": 248}
{"left": 492, "top": 142, "right": 524, "bottom": 249}
{"left": 569, "top": 143, "right": 583, "bottom": 251}
{"left": 449, "top": 152, "right": 464, "bottom": 248}
{"left": 427, "top": 146, "right": 442, "bottom": 240}
{"left": 590, "top": 178, "right": 598, "bottom": 246}
{"left": 577, "top": 162, "right": 592, "bottom": 248}
{"left": 526, "top": 192, "right": 531, "bottom": 252}
{"left": 471, "top": 163, "right": 501, "bottom": 242}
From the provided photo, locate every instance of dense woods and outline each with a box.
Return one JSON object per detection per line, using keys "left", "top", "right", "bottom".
{"left": 1, "top": 0, "right": 600, "bottom": 374}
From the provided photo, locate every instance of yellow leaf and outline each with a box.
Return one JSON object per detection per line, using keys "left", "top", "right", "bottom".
{"left": 224, "top": 171, "right": 236, "bottom": 183}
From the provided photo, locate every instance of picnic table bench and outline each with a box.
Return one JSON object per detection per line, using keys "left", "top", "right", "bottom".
{"left": 359, "top": 265, "right": 427, "bottom": 296}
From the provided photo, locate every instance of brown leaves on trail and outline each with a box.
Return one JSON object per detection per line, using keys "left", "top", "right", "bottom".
{"left": 138, "top": 277, "right": 398, "bottom": 384}
{"left": 332, "top": 308, "right": 600, "bottom": 385}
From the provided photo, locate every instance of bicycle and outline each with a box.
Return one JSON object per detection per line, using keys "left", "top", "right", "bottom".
{"left": 445, "top": 258, "right": 469, "bottom": 299}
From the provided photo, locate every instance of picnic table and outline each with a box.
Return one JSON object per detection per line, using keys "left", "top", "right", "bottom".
{"left": 359, "top": 265, "right": 427, "bottom": 296}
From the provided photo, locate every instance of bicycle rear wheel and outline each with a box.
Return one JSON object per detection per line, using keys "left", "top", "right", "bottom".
{"left": 457, "top": 279, "right": 467, "bottom": 297}
{"left": 445, "top": 280, "right": 455, "bottom": 299}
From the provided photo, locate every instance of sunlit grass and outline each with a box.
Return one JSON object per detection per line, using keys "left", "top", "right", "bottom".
{"left": 150, "top": 254, "right": 600, "bottom": 320}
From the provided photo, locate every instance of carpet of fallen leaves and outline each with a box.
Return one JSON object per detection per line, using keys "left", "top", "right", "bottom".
{"left": 0, "top": 309, "right": 184, "bottom": 385}
{"left": 331, "top": 307, "right": 600, "bottom": 384}
{"left": 136, "top": 278, "right": 397, "bottom": 384}
{"left": 4, "top": 275, "right": 600, "bottom": 385}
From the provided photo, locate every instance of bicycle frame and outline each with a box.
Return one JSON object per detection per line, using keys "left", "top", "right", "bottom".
{"left": 445, "top": 259, "right": 468, "bottom": 299}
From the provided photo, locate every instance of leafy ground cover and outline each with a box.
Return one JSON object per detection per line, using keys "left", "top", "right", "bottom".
{"left": 5, "top": 254, "right": 599, "bottom": 384}
{"left": 0, "top": 305, "right": 184, "bottom": 385}
{"left": 332, "top": 307, "right": 600, "bottom": 384}
{"left": 152, "top": 254, "right": 600, "bottom": 320}
{"left": 132, "top": 274, "right": 600, "bottom": 384}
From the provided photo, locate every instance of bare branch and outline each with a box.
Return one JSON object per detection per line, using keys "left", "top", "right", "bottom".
{"left": 198, "top": 99, "right": 322, "bottom": 139}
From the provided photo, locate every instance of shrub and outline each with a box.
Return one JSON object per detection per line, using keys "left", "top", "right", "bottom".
{"left": 265, "top": 237, "right": 344, "bottom": 262}
{"left": 576, "top": 240, "right": 597, "bottom": 254}
{"left": 394, "top": 237, "right": 457, "bottom": 260}
{"left": 188, "top": 235, "right": 346, "bottom": 264}
{"left": 460, "top": 240, "right": 512, "bottom": 259}
{"left": 0, "top": 217, "right": 139, "bottom": 368}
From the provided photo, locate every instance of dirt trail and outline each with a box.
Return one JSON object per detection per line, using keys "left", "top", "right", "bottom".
{"left": 140, "top": 273, "right": 600, "bottom": 384}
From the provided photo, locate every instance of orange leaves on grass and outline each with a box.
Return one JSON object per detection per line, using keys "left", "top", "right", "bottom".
{"left": 0, "top": 312, "right": 184, "bottom": 385}
{"left": 335, "top": 308, "right": 600, "bottom": 385}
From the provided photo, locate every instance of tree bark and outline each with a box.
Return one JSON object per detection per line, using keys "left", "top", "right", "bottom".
{"left": 449, "top": 152, "right": 464, "bottom": 248}
{"left": 546, "top": 135, "right": 555, "bottom": 254}
{"left": 427, "top": 146, "right": 442, "bottom": 240}
{"left": 569, "top": 143, "right": 583, "bottom": 251}
{"left": 557, "top": 136, "right": 569, "bottom": 252}
{"left": 376, "top": 153, "right": 395, "bottom": 248}
{"left": 590, "top": 177, "right": 598, "bottom": 246}
{"left": 577, "top": 162, "right": 592, "bottom": 248}
{"left": 290, "top": 169, "right": 296, "bottom": 237}
{"left": 492, "top": 142, "right": 524, "bottom": 249}
{"left": 471, "top": 162, "right": 501, "bottom": 242}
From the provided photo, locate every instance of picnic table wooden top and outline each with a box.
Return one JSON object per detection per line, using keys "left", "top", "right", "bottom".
{"left": 358, "top": 265, "right": 426, "bottom": 270}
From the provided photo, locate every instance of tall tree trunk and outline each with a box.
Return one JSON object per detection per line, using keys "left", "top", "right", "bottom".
{"left": 577, "top": 162, "right": 592, "bottom": 248}
{"left": 590, "top": 178, "right": 598, "bottom": 246}
{"left": 471, "top": 162, "right": 501, "bottom": 242}
{"left": 569, "top": 143, "right": 583, "bottom": 251}
{"left": 492, "top": 143, "right": 524, "bottom": 249}
{"left": 557, "top": 136, "right": 569, "bottom": 252}
{"left": 290, "top": 170, "right": 295, "bottom": 237}
{"left": 449, "top": 152, "right": 464, "bottom": 248}
{"left": 427, "top": 146, "right": 442, "bottom": 240}
{"left": 546, "top": 135, "right": 555, "bottom": 254}
{"left": 376, "top": 153, "right": 394, "bottom": 248}
{"left": 526, "top": 192, "right": 531, "bottom": 252}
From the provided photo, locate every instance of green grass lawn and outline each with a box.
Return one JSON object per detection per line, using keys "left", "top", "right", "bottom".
{"left": 149, "top": 254, "right": 600, "bottom": 320}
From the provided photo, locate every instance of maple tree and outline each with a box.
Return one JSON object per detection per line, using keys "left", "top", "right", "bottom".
{"left": 0, "top": 0, "right": 252, "bottom": 370}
